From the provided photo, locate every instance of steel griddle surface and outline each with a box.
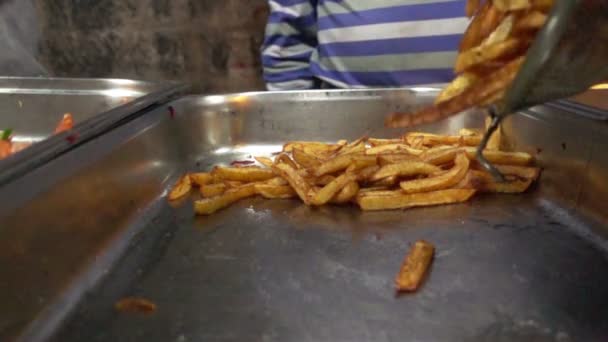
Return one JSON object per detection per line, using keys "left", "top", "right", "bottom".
{"left": 55, "top": 193, "right": 608, "bottom": 342}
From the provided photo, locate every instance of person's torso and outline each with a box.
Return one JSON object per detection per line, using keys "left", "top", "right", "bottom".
{"left": 311, "top": 0, "right": 469, "bottom": 87}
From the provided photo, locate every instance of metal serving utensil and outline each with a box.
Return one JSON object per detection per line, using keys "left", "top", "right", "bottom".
{"left": 479, "top": 0, "right": 608, "bottom": 180}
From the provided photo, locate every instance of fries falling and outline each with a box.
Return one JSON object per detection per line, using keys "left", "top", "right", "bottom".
{"left": 385, "top": 0, "right": 555, "bottom": 128}
{"left": 169, "top": 129, "right": 538, "bottom": 215}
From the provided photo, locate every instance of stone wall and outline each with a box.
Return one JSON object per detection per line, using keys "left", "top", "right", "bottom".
{"left": 14, "top": 0, "right": 269, "bottom": 92}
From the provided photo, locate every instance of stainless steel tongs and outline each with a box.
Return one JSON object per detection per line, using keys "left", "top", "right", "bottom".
{"left": 478, "top": 0, "right": 608, "bottom": 180}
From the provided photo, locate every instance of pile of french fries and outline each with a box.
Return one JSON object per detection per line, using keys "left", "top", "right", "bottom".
{"left": 385, "top": 0, "right": 554, "bottom": 128}
{"left": 169, "top": 128, "right": 540, "bottom": 215}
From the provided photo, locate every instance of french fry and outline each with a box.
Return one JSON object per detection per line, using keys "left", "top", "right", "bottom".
{"left": 469, "top": 170, "right": 534, "bottom": 193}
{"left": 493, "top": 165, "right": 540, "bottom": 180}
{"left": 463, "top": 147, "right": 533, "bottom": 165}
{"left": 400, "top": 153, "right": 470, "bottom": 194}
{"left": 356, "top": 165, "right": 381, "bottom": 182}
{"left": 189, "top": 172, "right": 214, "bottom": 187}
{"left": 311, "top": 172, "right": 357, "bottom": 206}
{"left": 422, "top": 147, "right": 463, "bottom": 165}
{"left": 455, "top": 38, "right": 522, "bottom": 73}
{"left": 404, "top": 132, "right": 482, "bottom": 147}
{"left": 368, "top": 138, "right": 403, "bottom": 146}
{"left": 365, "top": 143, "right": 424, "bottom": 156}
{"left": 532, "top": 0, "right": 554, "bottom": 11}
{"left": 168, "top": 175, "right": 192, "bottom": 200}
{"left": 255, "top": 156, "right": 274, "bottom": 168}
{"left": 458, "top": 128, "right": 483, "bottom": 136}
{"left": 200, "top": 183, "right": 227, "bottom": 198}
{"left": 283, "top": 141, "right": 339, "bottom": 153}
{"left": 514, "top": 11, "right": 547, "bottom": 33}
{"left": 194, "top": 184, "right": 257, "bottom": 215}
{"left": 493, "top": 0, "right": 531, "bottom": 11}
{"left": 213, "top": 166, "right": 275, "bottom": 182}
{"left": 395, "top": 240, "right": 435, "bottom": 292}
{"left": 315, "top": 153, "right": 376, "bottom": 177}
{"left": 274, "top": 153, "right": 299, "bottom": 169}
{"left": 357, "top": 188, "right": 476, "bottom": 211}
{"left": 314, "top": 175, "right": 336, "bottom": 186}
{"left": 255, "top": 184, "right": 297, "bottom": 199}
{"left": 466, "top": 0, "right": 481, "bottom": 17}
{"left": 377, "top": 153, "right": 420, "bottom": 166}
{"left": 265, "top": 177, "right": 289, "bottom": 186}
{"left": 435, "top": 73, "right": 478, "bottom": 105}
{"left": 293, "top": 148, "right": 321, "bottom": 168}
{"left": 370, "top": 161, "right": 441, "bottom": 182}
{"left": 272, "top": 163, "right": 313, "bottom": 205}
{"left": 372, "top": 175, "right": 399, "bottom": 187}
{"left": 331, "top": 181, "right": 360, "bottom": 204}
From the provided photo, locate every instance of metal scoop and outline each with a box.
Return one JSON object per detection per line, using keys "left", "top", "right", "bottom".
{"left": 479, "top": 0, "right": 608, "bottom": 180}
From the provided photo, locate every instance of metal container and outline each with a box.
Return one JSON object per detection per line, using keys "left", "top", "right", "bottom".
{"left": 1, "top": 89, "right": 608, "bottom": 341}
{"left": 0, "top": 77, "right": 186, "bottom": 186}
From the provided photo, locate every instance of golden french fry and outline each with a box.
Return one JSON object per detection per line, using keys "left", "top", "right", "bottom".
{"left": 255, "top": 156, "right": 274, "bottom": 168}
{"left": 463, "top": 147, "right": 533, "bottom": 165}
{"left": 213, "top": 166, "right": 275, "bottom": 182}
{"left": 370, "top": 161, "right": 441, "bottom": 182}
{"left": 455, "top": 38, "right": 522, "bottom": 73}
{"left": 422, "top": 147, "right": 462, "bottom": 165}
{"left": 368, "top": 138, "right": 403, "bottom": 146}
{"left": 311, "top": 172, "right": 357, "bottom": 206}
{"left": 357, "top": 188, "right": 476, "bottom": 211}
{"left": 194, "top": 184, "right": 257, "bottom": 215}
{"left": 331, "top": 181, "right": 360, "bottom": 204}
{"left": 168, "top": 175, "right": 192, "bottom": 201}
{"left": 395, "top": 240, "right": 435, "bottom": 292}
{"left": 435, "top": 73, "right": 479, "bottom": 105}
{"left": 372, "top": 175, "right": 399, "bottom": 187}
{"left": 404, "top": 132, "right": 482, "bottom": 147}
{"left": 272, "top": 163, "right": 313, "bottom": 205}
{"left": 200, "top": 183, "right": 227, "bottom": 198}
{"left": 292, "top": 148, "right": 321, "bottom": 168}
{"left": 401, "top": 153, "right": 470, "bottom": 193}
{"left": 466, "top": 0, "right": 481, "bottom": 17}
{"left": 357, "top": 186, "right": 392, "bottom": 194}
{"left": 493, "top": 0, "right": 531, "bottom": 11}
{"left": 314, "top": 175, "right": 336, "bottom": 186}
{"left": 255, "top": 184, "right": 297, "bottom": 199}
{"left": 469, "top": 170, "right": 534, "bottom": 193}
{"left": 365, "top": 143, "right": 424, "bottom": 156}
{"left": 274, "top": 153, "right": 299, "bottom": 170}
{"left": 223, "top": 181, "right": 243, "bottom": 188}
{"left": 283, "top": 141, "right": 339, "bottom": 153}
{"left": 264, "top": 177, "right": 289, "bottom": 186}
{"left": 459, "top": 128, "right": 483, "bottom": 136}
{"left": 315, "top": 153, "right": 376, "bottom": 177}
{"left": 514, "top": 10, "right": 547, "bottom": 32}
{"left": 485, "top": 116, "right": 502, "bottom": 150}
{"left": 483, "top": 14, "right": 515, "bottom": 46}
{"left": 377, "top": 153, "right": 421, "bottom": 166}
{"left": 356, "top": 165, "right": 381, "bottom": 182}
{"left": 494, "top": 165, "right": 541, "bottom": 180}
{"left": 189, "top": 172, "right": 214, "bottom": 187}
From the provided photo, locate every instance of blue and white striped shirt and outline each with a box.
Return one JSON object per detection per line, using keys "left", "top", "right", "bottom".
{"left": 262, "top": 0, "right": 469, "bottom": 90}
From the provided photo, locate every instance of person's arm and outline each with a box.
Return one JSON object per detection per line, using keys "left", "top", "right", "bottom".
{"left": 261, "top": 0, "right": 318, "bottom": 90}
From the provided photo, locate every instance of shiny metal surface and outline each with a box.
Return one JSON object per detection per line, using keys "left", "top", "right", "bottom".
{"left": 0, "top": 77, "right": 187, "bottom": 186}
{"left": 1, "top": 89, "right": 608, "bottom": 341}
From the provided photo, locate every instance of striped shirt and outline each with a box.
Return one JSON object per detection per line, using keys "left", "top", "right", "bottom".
{"left": 262, "top": 0, "right": 469, "bottom": 90}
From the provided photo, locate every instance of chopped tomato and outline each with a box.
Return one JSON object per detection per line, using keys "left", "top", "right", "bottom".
{"left": 55, "top": 113, "right": 74, "bottom": 134}
{"left": 0, "top": 140, "right": 12, "bottom": 159}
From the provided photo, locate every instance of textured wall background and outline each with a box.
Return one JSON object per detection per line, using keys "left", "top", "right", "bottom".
{"left": 0, "top": 0, "right": 269, "bottom": 93}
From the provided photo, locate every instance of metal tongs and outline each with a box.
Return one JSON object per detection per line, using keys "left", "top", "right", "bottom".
{"left": 479, "top": 0, "right": 608, "bottom": 181}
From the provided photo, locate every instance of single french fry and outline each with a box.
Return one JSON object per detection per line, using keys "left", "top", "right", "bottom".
{"left": 315, "top": 153, "right": 376, "bottom": 177}
{"left": 357, "top": 188, "right": 476, "bottom": 211}
{"left": 466, "top": 0, "right": 481, "bottom": 17}
{"left": 455, "top": 38, "right": 522, "bottom": 73}
{"left": 194, "top": 184, "right": 257, "bottom": 215}
{"left": 169, "top": 175, "right": 192, "bottom": 200}
{"left": 435, "top": 73, "right": 479, "bottom": 105}
{"left": 200, "top": 183, "right": 227, "bottom": 198}
{"left": 377, "top": 153, "right": 421, "bottom": 166}
{"left": 493, "top": 165, "right": 541, "bottom": 180}
{"left": 368, "top": 138, "right": 403, "bottom": 146}
{"left": 274, "top": 153, "right": 299, "bottom": 169}
{"left": 514, "top": 11, "right": 547, "bottom": 32}
{"left": 255, "top": 156, "right": 274, "bottom": 168}
{"left": 493, "top": 0, "right": 531, "bottom": 11}
{"left": 255, "top": 184, "right": 297, "bottom": 199}
{"left": 283, "top": 141, "right": 340, "bottom": 153}
{"left": 395, "top": 240, "right": 435, "bottom": 292}
{"left": 272, "top": 163, "right": 313, "bottom": 205}
{"left": 314, "top": 175, "right": 336, "bottom": 186}
{"left": 293, "top": 148, "right": 322, "bottom": 168}
{"left": 189, "top": 172, "right": 214, "bottom": 187}
{"left": 404, "top": 132, "right": 482, "bottom": 147}
{"left": 422, "top": 147, "right": 462, "bottom": 165}
{"left": 463, "top": 147, "right": 533, "bottom": 165}
{"left": 356, "top": 165, "right": 381, "bottom": 182}
{"left": 213, "top": 166, "right": 275, "bottom": 182}
{"left": 370, "top": 161, "right": 441, "bottom": 182}
{"left": 372, "top": 175, "right": 399, "bottom": 187}
{"left": 400, "top": 153, "right": 470, "bottom": 193}
{"left": 311, "top": 172, "right": 357, "bottom": 206}
{"left": 366, "top": 143, "right": 424, "bottom": 156}
{"left": 331, "top": 181, "right": 360, "bottom": 204}
{"left": 459, "top": 128, "right": 483, "bottom": 137}
{"left": 265, "top": 177, "right": 289, "bottom": 186}
{"left": 469, "top": 170, "right": 535, "bottom": 193}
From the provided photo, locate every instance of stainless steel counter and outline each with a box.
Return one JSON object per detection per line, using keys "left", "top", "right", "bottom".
{"left": 0, "top": 88, "right": 607, "bottom": 341}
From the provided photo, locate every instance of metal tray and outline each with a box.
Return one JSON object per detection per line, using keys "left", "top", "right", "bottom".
{"left": 2, "top": 89, "right": 608, "bottom": 342}
{"left": 0, "top": 77, "right": 186, "bottom": 186}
